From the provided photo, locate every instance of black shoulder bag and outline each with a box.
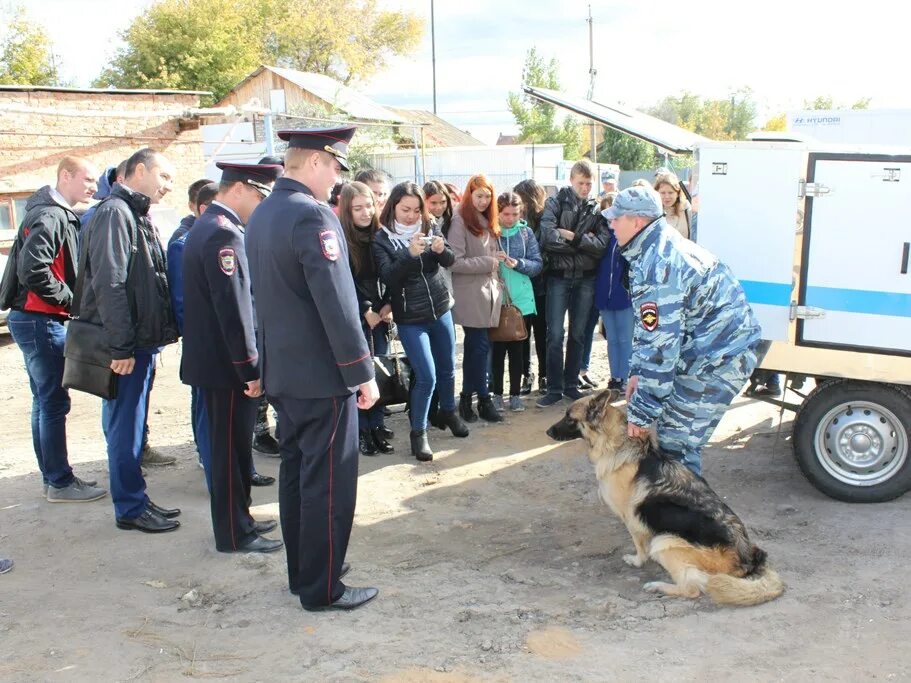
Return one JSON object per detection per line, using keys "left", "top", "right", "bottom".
{"left": 62, "top": 214, "right": 138, "bottom": 400}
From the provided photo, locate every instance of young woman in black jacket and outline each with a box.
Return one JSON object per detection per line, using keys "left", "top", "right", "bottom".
{"left": 372, "top": 182, "right": 468, "bottom": 461}
{"left": 339, "top": 182, "right": 395, "bottom": 456}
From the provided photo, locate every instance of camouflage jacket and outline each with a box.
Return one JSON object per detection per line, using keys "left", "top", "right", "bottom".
{"left": 622, "top": 218, "right": 761, "bottom": 426}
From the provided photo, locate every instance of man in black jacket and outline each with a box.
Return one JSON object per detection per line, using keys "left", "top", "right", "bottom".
{"left": 536, "top": 160, "right": 610, "bottom": 408}
{"left": 74, "top": 148, "right": 181, "bottom": 533}
{"left": 1, "top": 156, "right": 108, "bottom": 503}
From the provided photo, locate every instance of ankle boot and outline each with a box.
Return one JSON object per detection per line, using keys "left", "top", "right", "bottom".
{"left": 437, "top": 409, "right": 469, "bottom": 438}
{"left": 370, "top": 427, "right": 395, "bottom": 453}
{"left": 458, "top": 392, "right": 478, "bottom": 423}
{"left": 477, "top": 395, "right": 504, "bottom": 423}
{"left": 359, "top": 430, "right": 379, "bottom": 456}
{"left": 409, "top": 430, "right": 433, "bottom": 462}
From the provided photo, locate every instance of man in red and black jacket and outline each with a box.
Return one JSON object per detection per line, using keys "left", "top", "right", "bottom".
{"left": 0, "top": 156, "right": 108, "bottom": 503}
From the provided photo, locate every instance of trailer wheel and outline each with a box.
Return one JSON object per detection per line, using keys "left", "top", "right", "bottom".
{"left": 793, "top": 380, "right": 911, "bottom": 503}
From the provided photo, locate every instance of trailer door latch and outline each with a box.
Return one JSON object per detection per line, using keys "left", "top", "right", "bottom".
{"left": 798, "top": 181, "right": 831, "bottom": 198}
{"left": 791, "top": 304, "right": 826, "bottom": 320}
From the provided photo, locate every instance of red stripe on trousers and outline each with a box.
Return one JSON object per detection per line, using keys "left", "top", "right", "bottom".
{"left": 327, "top": 396, "right": 339, "bottom": 603}
{"left": 229, "top": 391, "right": 236, "bottom": 550}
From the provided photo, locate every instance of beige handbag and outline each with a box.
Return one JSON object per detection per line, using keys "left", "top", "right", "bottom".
{"left": 489, "top": 283, "right": 528, "bottom": 343}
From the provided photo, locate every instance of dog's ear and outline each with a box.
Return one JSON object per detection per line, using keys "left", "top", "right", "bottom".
{"left": 585, "top": 389, "right": 614, "bottom": 427}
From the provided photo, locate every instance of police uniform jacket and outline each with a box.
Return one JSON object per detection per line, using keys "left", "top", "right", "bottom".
{"left": 180, "top": 202, "right": 259, "bottom": 389}
{"left": 245, "top": 177, "right": 373, "bottom": 399}
{"left": 621, "top": 218, "right": 761, "bottom": 427}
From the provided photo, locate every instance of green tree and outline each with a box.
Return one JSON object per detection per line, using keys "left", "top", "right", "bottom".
{"left": 0, "top": 6, "right": 60, "bottom": 85}
{"left": 804, "top": 95, "right": 871, "bottom": 110}
{"left": 648, "top": 88, "right": 757, "bottom": 140}
{"left": 507, "top": 48, "right": 583, "bottom": 160}
{"left": 94, "top": 0, "right": 423, "bottom": 103}
{"left": 762, "top": 113, "right": 787, "bottom": 131}
{"left": 596, "top": 128, "right": 655, "bottom": 170}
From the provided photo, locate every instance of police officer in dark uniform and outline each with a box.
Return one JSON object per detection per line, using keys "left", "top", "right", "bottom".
{"left": 246, "top": 127, "right": 380, "bottom": 611}
{"left": 181, "top": 161, "right": 284, "bottom": 554}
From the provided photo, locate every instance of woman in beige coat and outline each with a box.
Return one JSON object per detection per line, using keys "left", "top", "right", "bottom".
{"left": 449, "top": 174, "right": 505, "bottom": 423}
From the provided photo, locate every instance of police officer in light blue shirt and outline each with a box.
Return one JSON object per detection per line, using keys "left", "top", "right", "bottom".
{"left": 604, "top": 187, "right": 762, "bottom": 476}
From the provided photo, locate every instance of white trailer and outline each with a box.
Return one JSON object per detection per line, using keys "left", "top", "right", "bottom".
{"left": 526, "top": 86, "right": 911, "bottom": 502}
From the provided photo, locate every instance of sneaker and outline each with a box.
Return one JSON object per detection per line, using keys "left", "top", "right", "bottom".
{"left": 508, "top": 396, "right": 525, "bottom": 412}
{"left": 141, "top": 446, "right": 176, "bottom": 467}
{"left": 607, "top": 378, "right": 623, "bottom": 391}
{"left": 563, "top": 387, "right": 589, "bottom": 401}
{"left": 753, "top": 384, "right": 782, "bottom": 398}
{"left": 47, "top": 479, "right": 108, "bottom": 503}
{"left": 580, "top": 373, "right": 599, "bottom": 389}
{"left": 536, "top": 393, "right": 564, "bottom": 408}
{"left": 0, "top": 558, "right": 13, "bottom": 574}
{"left": 491, "top": 394, "right": 505, "bottom": 413}
{"left": 520, "top": 373, "right": 534, "bottom": 396}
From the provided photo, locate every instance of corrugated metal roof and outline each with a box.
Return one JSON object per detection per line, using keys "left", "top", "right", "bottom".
{"left": 524, "top": 86, "right": 709, "bottom": 154}
{"left": 262, "top": 66, "right": 404, "bottom": 122}
{"left": 386, "top": 107, "right": 484, "bottom": 147}
{"left": 0, "top": 84, "right": 210, "bottom": 96}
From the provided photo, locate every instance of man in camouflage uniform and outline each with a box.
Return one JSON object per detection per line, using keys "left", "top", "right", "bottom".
{"left": 604, "top": 187, "right": 761, "bottom": 475}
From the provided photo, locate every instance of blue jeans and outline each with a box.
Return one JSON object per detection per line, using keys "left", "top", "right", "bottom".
{"left": 101, "top": 351, "right": 155, "bottom": 518}
{"left": 545, "top": 275, "right": 595, "bottom": 396}
{"left": 600, "top": 307, "right": 635, "bottom": 381}
{"left": 397, "top": 311, "right": 456, "bottom": 431}
{"left": 579, "top": 303, "right": 601, "bottom": 372}
{"left": 359, "top": 321, "right": 389, "bottom": 431}
{"left": 7, "top": 310, "right": 74, "bottom": 488}
{"left": 462, "top": 326, "right": 492, "bottom": 397}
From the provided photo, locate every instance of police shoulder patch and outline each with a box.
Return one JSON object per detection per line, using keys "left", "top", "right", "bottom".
{"left": 319, "top": 229, "right": 339, "bottom": 261}
{"left": 640, "top": 301, "right": 658, "bottom": 331}
{"left": 218, "top": 247, "right": 236, "bottom": 276}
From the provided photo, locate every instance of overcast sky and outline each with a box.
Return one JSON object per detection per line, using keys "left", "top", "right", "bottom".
{"left": 13, "top": 0, "right": 911, "bottom": 144}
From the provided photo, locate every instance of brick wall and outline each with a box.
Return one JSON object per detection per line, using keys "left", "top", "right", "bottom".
{"left": 0, "top": 90, "right": 206, "bottom": 214}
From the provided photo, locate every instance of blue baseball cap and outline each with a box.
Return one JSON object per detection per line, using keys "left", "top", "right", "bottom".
{"left": 601, "top": 170, "right": 617, "bottom": 182}
{"left": 601, "top": 187, "right": 663, "bottom": 221}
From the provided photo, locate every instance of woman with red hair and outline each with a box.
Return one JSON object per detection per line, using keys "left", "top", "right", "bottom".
{"left": 448, "top": 175, "right": 505, "bottom": 423}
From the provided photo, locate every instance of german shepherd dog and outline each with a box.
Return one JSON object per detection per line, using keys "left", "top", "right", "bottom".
{"left": 546, "top": 390, "right": 783, "bottom": 606}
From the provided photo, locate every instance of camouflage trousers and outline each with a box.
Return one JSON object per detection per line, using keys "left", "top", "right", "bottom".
{"left": 656, "top": 347, "right": 758, "bottom": 476}
{"left": 255, "top": 396, "right": 272, "bottom": 437}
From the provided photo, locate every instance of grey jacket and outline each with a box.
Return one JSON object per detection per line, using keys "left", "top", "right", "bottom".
{"left": 74, "top": 183, "right": 178, "bottom": 359}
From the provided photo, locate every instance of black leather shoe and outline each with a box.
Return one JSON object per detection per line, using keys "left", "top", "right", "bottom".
{"left": 410, "top": 430, "right": 433, "bottom": 462}
{"left": 303, "top": 586, "right": 379, "bottom": 611}
{"left": 251, "top": 472, "right": 275, "bottom": 486}
{"left": 477, "top": 396, "right": 504, "bottom": 423}
{"left": 236, "top": 534, "right": 283, "bottom": 553}
{"left": 253, "top": 433, "right": 280, "bottom": 455}
{"left": 370, "top": 427, "right": 395, "bottom": 454}
{"left": 253, "top": 519, "right": 277, "bottom": 534}
{"left": 437, "top": 409, "right": 469, "bottom": 438}
{"left": 458, "top": 392, "right": 478, "bottom": 423}
{"left": 379, "top": 426, "right": 394, "bottom": 440}
{"left": 359, "top": 430, "right": 379, "bottom": 456}
{"left": 147, "top": 500, "right": 181, "bottom": 519}
{"left": 116, "top": 509, "right": 180, "bottom": 533}
{"left": 290, "top": 562, "right": 350, "bottom": 595}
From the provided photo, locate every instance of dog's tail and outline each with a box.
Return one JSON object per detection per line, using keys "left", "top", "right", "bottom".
{"left": 705, "top": 560, "right": 784, "bottom": 607}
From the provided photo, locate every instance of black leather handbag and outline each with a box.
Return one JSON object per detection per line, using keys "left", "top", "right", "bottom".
{"left": 62, "top": 319, "right": 118, "bottom": 400}
{"left": 369, "top": 326, "right": 412, "bottom": 408}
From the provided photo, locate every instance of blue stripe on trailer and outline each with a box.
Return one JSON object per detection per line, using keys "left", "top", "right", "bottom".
{"left": 805, "top": 286, "right": 911, "bottom": 318}
{"left": 739, "top": 280, "right": 792, "bottom": 306}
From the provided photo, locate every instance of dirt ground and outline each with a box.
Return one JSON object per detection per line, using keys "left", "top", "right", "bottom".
{"left": 1, "top": 332, "right": 909, "bottom": 682}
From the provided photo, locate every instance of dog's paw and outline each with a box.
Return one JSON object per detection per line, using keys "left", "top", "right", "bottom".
{"left": 642, "top": 581, "right": 665, "bottom": 594}
{"left": 623, "top": 554, "right": 645, "bottom": 568}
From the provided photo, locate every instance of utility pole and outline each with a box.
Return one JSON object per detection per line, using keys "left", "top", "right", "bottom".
{"left": 587, "top": 5, "right": 598, "bottom": 162}
{"left": 431, "top": 0, "right": 437, "bottom": 114}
